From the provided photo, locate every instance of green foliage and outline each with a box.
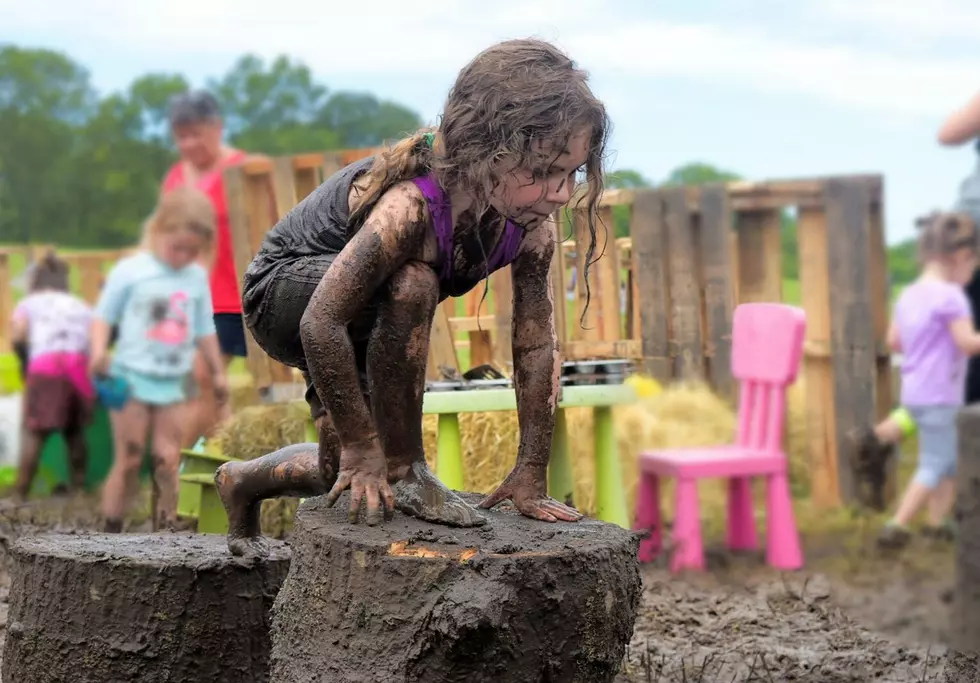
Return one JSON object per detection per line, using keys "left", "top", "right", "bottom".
{"left": 0, "top": 45, "right": 423, "bottom": 248}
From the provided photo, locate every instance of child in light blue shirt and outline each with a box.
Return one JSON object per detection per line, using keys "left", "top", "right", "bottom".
{"left": 96, "top": 250, "right": 215, "bottom": 403}
{"left": 91, "top": 187, "right": 228, "bottom": 533}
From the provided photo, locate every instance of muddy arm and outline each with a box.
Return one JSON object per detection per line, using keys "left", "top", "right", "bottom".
{"left": 299, "top": 184, "right": 428, "bottom": 449}
{"left": 510, "top": 227, "right": 561, "bottom": 473}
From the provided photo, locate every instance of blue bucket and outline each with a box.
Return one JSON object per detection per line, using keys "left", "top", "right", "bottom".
{"left": 94, "top": 375, "right": 130, "bottom": 411}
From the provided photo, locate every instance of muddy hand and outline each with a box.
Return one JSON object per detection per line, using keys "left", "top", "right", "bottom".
{"left": 324, "top": 441, "right": 395, "bottom": 526}
{"left": 479, "top": 464, "right": 583, "bottom": 523}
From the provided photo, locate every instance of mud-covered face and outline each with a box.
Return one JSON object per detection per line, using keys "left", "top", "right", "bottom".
{"left": 490, "top": 128, "right": 591, "bottom": 229}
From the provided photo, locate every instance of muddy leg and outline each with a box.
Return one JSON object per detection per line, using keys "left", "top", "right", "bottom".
{"left": 102, "top": 401, "right": 151, "bottom": 532}
{"left": 215, "top": 424, "right": 337, "bottom": 558}
{"left": 14, "top": 427, "right": 48, "bottom": 500}
{"left": 368, "top": 262, "right": 485, "bottom": 527}
{"left": 63, "top": 427, "right": 88, "bottom": 493}
{"left": 150, "top": 404, "right": 185, "bottom": 531}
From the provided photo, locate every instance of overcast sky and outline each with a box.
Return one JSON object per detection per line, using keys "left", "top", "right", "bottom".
{"left": 4, "top": 0, "right": 980, "bottom": 244}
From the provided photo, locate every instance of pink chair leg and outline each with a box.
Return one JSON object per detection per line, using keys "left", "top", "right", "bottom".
{"left": 765, "top": 473, "right": 803, "bottom": 570}
{"left": 634, "top": 471, "right": 662, "bottom": 563}
{"left": 726, "top": 476, "right": 758, "bottom": 551}
{"left": 671, "top": 477, "right": 704, "bottom": 573}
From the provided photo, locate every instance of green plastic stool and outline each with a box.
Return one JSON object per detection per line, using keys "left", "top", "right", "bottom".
{"left": 179, "top": 473, "right": 229, "bottom": 534}
{"left": 177, "top": 449, "right": 238, "bottom": 518}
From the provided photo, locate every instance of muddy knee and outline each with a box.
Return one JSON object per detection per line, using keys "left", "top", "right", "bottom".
{"left": 386, "top": 261, "right": 439, "bottom": 315}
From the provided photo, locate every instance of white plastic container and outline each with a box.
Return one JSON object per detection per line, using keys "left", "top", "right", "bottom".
{"left": 0, "top": 394, "right": 23, "bottom": 467}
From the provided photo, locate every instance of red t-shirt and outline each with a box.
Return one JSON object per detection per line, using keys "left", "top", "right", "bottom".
{"left": 161, "top": 151, "right": 248, "bottom": 315}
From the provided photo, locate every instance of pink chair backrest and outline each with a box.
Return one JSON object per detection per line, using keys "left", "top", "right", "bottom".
{"left": 731, "top": 303, "right": 806, "bottom": 453}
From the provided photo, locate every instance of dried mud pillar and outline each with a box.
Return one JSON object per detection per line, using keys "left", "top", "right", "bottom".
{"left": 945, "top": 405, "right": 980, "bottom": 682}
{"left": 271, "top": 493, "right": 642, "bottom": 683}
{"left": 3, "top": 533, "right": 290, "bottom": 683}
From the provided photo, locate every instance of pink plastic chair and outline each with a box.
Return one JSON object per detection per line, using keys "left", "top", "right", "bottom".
{"left": 633, "top": 303, "right": 806, "bottom": 573}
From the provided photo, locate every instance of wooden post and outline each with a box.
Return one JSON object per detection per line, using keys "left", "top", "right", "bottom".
{"left": 631, "top": 189, "right": 671, "bottom": 383}
{"left": 825, "top": 178, "right": 875, "bottom": 506}
{"left": 945, "top": 405, "right": 980, "bottom": 681}
{"left": 594, "top": 206, "right": 622, "bottom": 342}
{"left": 698, "top": 184, "right": 735, "bottom": 399}
{"left": 663, "top": 186, "right": 704, "bottom": 381}
{"left": 0, "top": 253, "right": 11, "bottom": 353}
{"left": 75, "top": 254, "right": 103, "bottom": 305}
{"left": 868, "top": 188, "right": 897, "bottom": 504}
{"left": 735, "top": 209, "right": 783, "bottom": 304}
{"left": 491, "top": 268, "right": 513, "bottom": 373}
{"left": 798, "top": 203, "right": 839, "bottom": 508}
{"left": 225, "top": 166, "right": 274, "bottom": 391}
{"left": 572, "top": 210, "right": 601, "bottom": 345}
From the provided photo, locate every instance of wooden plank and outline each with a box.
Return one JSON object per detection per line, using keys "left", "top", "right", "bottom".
{"left": 595, "top": 206, "right": 622, "bottom": 342}
{"left": 572, "top": 210, "right": 601, "bottom": 343}
{"left": 735, "top": 209, "right": 783, "bottom": 304}
{"left": 564, "top": 339, "right": 642, "bottom": 360}
{"left": 550, "top": 213, "right": 568, "bottom": 348}
{"left": 698, "top": 184, "right": 735, "bottom": 399}
{"left": 826, "top": 178, "right": 875, "bottom": 506}
{"left": 491, "top": 268, "right": 514, "bottom": 372}
{"left": 868, "top": 193, "right": 897, "bottom": 503}
{"left": 224, "top": 166, "right": 273, "bottom": 390}
{"left": 798, "top": 202, "right": 838, "bottom": 507}
{"left": 630, "top": 190, "right": 671, "bottom": 382}
{"left": 664, "top": 186, "right": 704, "bottom": 381}
{"left": 271, "top": 157, "right": 299, "bottom": 219}
{"left": 426, "top": 305, "right": 460, "bottom": 381}
{"left": 0, "top": 253, "right": 11, "bottom": 353}
{"left": 321, "top": 152, "right": 345, "bottom": 180}
{"left": 75, "top": 254, "right": 104, "bottom": 305}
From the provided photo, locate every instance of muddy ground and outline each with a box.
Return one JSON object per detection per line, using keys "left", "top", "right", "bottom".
{"left": 0, "top": 494, "right": 957, "bottom": 683}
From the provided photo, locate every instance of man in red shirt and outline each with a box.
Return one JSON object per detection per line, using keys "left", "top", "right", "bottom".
{"left": 161, "top": 90, "right": 263, "bottom": 446}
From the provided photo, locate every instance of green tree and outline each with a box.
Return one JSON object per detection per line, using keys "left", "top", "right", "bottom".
{"left": 0, "top": 45, "right": 96, "bottom": 244}
{"left": 317, "top": 92, "right": 422, "bottom": 148}
{"left": 661, "top": 162, "right": 741, "bottom": 187}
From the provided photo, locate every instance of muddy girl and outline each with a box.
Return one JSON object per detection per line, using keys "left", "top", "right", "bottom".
{"left": 216, "top": 37, "right": 610, "bottom": 557}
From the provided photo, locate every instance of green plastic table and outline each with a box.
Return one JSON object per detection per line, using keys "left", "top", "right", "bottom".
{"left": 421, "top": 383, "right": 636, "bottom": 528}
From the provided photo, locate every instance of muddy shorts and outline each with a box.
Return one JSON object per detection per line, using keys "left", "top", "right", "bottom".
{"left": 242, "top": 255, "right": 379, "bottom": 421}
{"left": 24, "top": 373, "right": 95, "bottom": 433}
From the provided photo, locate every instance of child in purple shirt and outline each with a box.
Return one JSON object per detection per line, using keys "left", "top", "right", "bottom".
{"left": 877, "top": 212, "right": 980, "bottom": 549}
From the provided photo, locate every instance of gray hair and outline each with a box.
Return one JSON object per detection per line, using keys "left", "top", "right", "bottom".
{"left": 168, "top": 90, "right": 222, "bottom": 127}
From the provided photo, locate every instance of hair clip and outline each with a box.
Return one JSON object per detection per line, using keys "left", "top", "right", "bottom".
{"left": 422, "top": 132, "right": 436, "bottom": 148}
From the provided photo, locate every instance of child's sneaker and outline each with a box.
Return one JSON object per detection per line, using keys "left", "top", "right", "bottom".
{"left": 922, "top": 519, "right": 956, "bottom": 542}
{"left": 877, "top": 521, "right": 912, "bottom": 549}
{"left": 847, "top": 426, "right": 894, "bottom": 510}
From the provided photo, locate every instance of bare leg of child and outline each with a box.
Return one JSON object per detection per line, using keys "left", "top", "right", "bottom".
{"left": 102, "top": 401, "right": 151, "bottom": 532}
{"left": 14, "top": 426, "right": 48, "bottom": 500}
{"left": 927, "top": 477, "right": 957, "bottom": 526}
{"left": 63, "top": 426, "right": 88, "bottom": 492}
{"left": 150, "top": 403, "right": 185, "bottom": 531}
{"left": 368, "top": 262, "right": 485, "bottom": 527}
{"left": 215, "top": 417, "right": 339, "bottom": 558}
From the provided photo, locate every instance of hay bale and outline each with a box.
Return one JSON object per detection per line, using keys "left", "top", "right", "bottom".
{"left": 213, "top": 377, "right": 810, "bottom": 530}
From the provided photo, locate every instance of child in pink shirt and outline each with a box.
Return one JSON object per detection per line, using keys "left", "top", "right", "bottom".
{"left": 9, "top": 251, "right": 94, "bottom": 499}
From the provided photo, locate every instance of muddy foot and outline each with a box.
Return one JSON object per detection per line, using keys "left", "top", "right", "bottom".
{"left": 393, "top": 461, "right": 486, "bottom": 527}
{"left": 215, "top": 461, "right": 269, "bottom": 559}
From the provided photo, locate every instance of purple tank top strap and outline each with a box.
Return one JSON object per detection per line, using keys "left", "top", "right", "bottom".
{"left": 410, "top": 174, "right": 454, "bottom": 281}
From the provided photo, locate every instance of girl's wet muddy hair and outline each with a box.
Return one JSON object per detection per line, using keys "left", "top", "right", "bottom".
{"left": 349, "top": 38, "right": 610, "bottom": 322}
{"left": 143, "top": 187, "right": 218, "bottom": 264}
{"left": 30, "top": 249, "right": 69, "bottom": 292}
{"left": 915, "top": 210, "right": 979, "bottom": 261}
